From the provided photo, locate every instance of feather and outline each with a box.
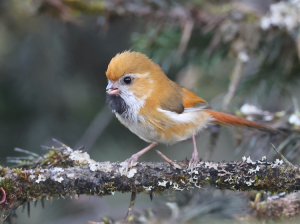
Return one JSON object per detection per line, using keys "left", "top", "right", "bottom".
{"left": 182, "top": 88, "right": 210, "bottom": 110}
{"left": 106, "top": 51, "right": 161, "bottom": 82}
{"left": 207, "top": 110, "right": 277, "bottom": 134}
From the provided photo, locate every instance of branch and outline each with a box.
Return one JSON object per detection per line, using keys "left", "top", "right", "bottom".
{"left": 222, "top": 51, "right": 247, "bottom": 111}
{"left": 253, "top": 191, "right": 300, "bottom": 219}
{"left": 1, "top": 147, "right": 300, "bottom": 220}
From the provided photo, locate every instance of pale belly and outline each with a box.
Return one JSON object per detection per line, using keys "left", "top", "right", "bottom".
{"left": 116, "top": 109, "right": 212, "bottom": 145}
{"left": 116, "top": 113, "right": 160, "bottom": 143}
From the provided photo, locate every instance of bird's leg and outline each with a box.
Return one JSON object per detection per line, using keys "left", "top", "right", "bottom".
{"left": 189, "top": 133, "right": 199, "bottom": 171}
{"left": 125, "top": 142, "right": 157, "bottom": 172}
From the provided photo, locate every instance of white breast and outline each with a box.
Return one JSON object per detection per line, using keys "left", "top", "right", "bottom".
{"left": 116, "top": 113, "right": 159, "bottom": 143}
{"left": 116, "top": 89, "right": 159, "bottom": 143}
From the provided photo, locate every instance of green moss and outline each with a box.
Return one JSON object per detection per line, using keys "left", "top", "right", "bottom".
{"left": 0, "top": 166, "right": 6, "bottom": 177}
{"left": 259, "top": 201, "right": 265, "bottom": 210}
{"left": 13, "top": 168, "right": 23, "bottom": 175}
{"left": 0, "top": 177, "right": 14, "bottom": 192}
{"left": 102, "top": 182, "right": 116, "bottom": 192}
{"left": 245, "top": 13, "right": 259, "bottom": 23}
{"left": 155, "top": 187, "right": 164, "bottom": 195}
{"left": 39, "top": 150, "right": 73, "bottom": 168}
{"left": 63, "top": 0, "right": 105, "bottom": 15}
{"left": 267, "top": 166, "right": 272, "bottom": 172}
{"left": 182, "top": 176, "right": 189, "bottom": 182}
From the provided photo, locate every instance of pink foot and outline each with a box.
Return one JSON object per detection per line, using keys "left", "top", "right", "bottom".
{"left": 0, "top": 187, "right": 6, "bottom": 204}
{"left": 189, "top": 150, "right": 199, "bottom": 171}
{"left": 124, "top": 153, "right": 139, "bottom": 173}
{"left": 122, "top": 143, "right": 157, "bottom": 173}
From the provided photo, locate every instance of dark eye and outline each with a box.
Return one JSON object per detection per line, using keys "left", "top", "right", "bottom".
{"left": 123, "top": 77, "right": 132, "bottom": 84}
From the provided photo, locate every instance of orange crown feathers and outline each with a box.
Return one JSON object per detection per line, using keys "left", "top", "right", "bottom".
{"left": 106, "top": 51, "right": 162, "bottom": 82}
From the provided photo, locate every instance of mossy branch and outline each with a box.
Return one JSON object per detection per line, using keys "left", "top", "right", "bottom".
{"left": 253, "top": 191, "right": 300, "bottom": 219}
{"left": 1, "top": 147, "right": 300, "bottom": 220}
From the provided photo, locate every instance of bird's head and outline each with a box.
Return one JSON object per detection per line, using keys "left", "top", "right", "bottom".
{"left": 105, "top": 51, "right": 167, "bottom": 115}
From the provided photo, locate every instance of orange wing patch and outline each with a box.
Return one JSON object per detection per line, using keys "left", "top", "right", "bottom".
{"left": 182, "top": 88, "right": 209, "bottom": 109}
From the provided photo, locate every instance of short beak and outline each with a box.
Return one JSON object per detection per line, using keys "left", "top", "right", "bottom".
{"left": 106, "top": 81, "right": 120, "bottom": 95}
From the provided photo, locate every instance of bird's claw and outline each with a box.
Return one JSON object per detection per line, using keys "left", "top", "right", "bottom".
{"left": 124, "top": 154, "right": 139, "bottom": 173}
{"left": 188, "top": 151, "right": 199, "bottom": 171}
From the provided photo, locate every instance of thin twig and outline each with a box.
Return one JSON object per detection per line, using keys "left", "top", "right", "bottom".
{"left": 27, "top": 201, "right": 30, "bottom": 217}
{"left": 178, "top": 18, "right": 195, "bottom": 55}
{"left": 41, "top": 146, "right": 64, "bottom": 151}
{"left": 74, "top": 105, "right": 113, "bottom": 151}
{"left": 222, "top": 51, "right": 247, "bottom": 111}
{"left": 14, "top": 148, "right": 39, "bottom": 158}
{"left": 125, "top": 192, "right": 137, "bottom": 220}
{"left": 270, "top": 143, "right": 294, "bottom": 168}
{"left": 52, "top": 138, "right": 72, "bottom": 151}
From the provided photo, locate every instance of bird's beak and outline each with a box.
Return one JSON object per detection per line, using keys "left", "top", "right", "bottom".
{"left": 106, "top": 81, "right": 120, "bottom": 95}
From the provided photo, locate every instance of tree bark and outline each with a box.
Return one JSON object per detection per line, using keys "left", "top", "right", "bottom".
{"left": 1, "top": 149, "right": 300, "bottom": 220}
{"left": 253, "top": 191, "right": 300, "bottom": 219}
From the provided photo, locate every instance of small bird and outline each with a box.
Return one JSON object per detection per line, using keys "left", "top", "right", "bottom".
{"left": 105, "top": 51, "right": 276, "bottom": 170}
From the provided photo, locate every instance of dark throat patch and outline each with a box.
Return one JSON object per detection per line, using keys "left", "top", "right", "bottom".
{"left": 106, "top": 94, "right": 128, "bottom": 115}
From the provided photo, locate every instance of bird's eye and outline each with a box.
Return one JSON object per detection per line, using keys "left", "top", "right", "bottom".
{"left": 123, "top": 77, "right": 132, "bottom": 84}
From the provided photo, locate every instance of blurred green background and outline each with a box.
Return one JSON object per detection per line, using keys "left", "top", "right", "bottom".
{"left": 1, "top": 0, "right": 300, "bottom": 223}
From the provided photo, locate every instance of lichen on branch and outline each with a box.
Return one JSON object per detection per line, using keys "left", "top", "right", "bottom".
{"left": 0, "top": 145, "right": 300, "bottom": 220}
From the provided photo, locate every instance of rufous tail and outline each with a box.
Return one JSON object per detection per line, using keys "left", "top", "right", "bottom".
{"left": 207, "top": 110, "right": 278, "bottom": 134}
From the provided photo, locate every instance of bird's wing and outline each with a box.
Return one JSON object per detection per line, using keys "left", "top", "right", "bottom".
{"left": 180, "top": 88, "right": 277, "bottom": 134}
{"left": 182, "top": 88, "right": 211, "bottom": 112}
{"left": 159, "top": 82, "right": 185, "bottom": 114}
